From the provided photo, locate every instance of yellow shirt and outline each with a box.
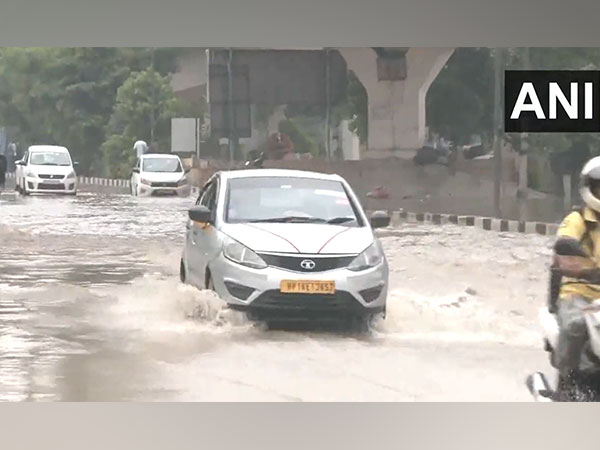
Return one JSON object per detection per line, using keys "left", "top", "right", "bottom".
{"left": 557, "top": 207, "right": 600, "bottom": 300}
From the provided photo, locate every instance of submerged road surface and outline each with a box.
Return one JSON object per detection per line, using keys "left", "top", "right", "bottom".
{"left": 0, "top": 187, "right": 553, "bottom": 401}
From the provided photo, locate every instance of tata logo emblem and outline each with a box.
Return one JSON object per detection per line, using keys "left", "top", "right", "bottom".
{"left": 505, "top": 70, "right": 600, "bottom": 132}
{"left": 300, "top": 259, "right": 316, "bottom": 270}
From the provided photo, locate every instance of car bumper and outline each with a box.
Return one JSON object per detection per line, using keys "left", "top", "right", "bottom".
{"left": 209, "top": 253, "right": 388, "bottom": 319}
{"left": 26, "top": 177, "right": 77, "bottom": 194}
{"left": 138, "top": 183, "right": 191, "bottom": 197}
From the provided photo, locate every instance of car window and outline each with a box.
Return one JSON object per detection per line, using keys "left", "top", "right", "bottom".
{"left": 29, "top": 151, "right": 71, "bottom": 166}
{"left": 23, "top": 151, "right": 29, "bottom": 165}
{"left": 196, "top": 179, "right": 213, "bottom": 206}
{"left": 142, "top": 157, "right": 182, "bottom": 173}
{"left": 200, "top": 182, "right": 216, "bottom": 209}
{"left": 135, "top": 158, "right": 140, "bottom": 169}
{"left": 225, "top": 176, "right": 363, "bottom": 226}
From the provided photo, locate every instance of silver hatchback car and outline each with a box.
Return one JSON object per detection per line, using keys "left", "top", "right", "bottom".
{"left": 180, "top": 169, "right": 390, "bottom": 324}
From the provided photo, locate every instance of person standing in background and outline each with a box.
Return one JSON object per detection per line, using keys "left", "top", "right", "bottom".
{"left": 0, "top": 153, "right": 7, "bottom": 191}
{"left": 7, "top": 142, "right": 16, "bottom": 173}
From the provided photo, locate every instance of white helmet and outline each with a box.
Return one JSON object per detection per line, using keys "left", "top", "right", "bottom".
{"left": 580, "top": 156, "right": 600, "bottom": 212}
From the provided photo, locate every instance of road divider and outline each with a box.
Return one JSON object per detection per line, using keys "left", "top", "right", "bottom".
{"left": 77, "top": 176, "right": 131, "bottom": 188}
{"left": 6, "top": 172, "right": 131, "bottom": 191}
{"left": 368, "top": 209, "right": 559, "bottom": 237}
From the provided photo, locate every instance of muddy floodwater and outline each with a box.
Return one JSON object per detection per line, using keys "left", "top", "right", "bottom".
{"left": 0, "top": 188, "right": 553, "bottom": 401}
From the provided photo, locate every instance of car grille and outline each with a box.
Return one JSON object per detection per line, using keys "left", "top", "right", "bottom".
{"left": 38, "top": 174, "right": 64, "bottom": 179}
{"left": 151, "top": 181, "right": 178, "bottom": 188}
{"left": 248, "top": 290, "right": 363, "bottom": 313}
{"left": 38, "top": 183, "right": 65, "bottom": 190}
{"left": 257, "top": 253, "right": 355, "bottom": 272}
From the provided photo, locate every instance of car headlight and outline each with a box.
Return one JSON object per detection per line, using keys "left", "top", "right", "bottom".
{"left": 177, "top": 177, "right": 188, "bottom": 187}
{"left": 25, "top": 170, "right": 36, "bottom": 178}
{"left": 67, "top": 170, "right": 76, "bottom": 179}
{"left": 348, "top": 241, "right": 384, "bottom": 272}
{"left": 140, "top": 178, "right": 151, "bottom": 185}
{"left": 222, "top": 236, "right": 267, "bottom": 269}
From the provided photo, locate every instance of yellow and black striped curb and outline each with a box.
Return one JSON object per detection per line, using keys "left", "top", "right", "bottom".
{"left": 76, "top": 176, "right": 130, "bottom": 188}
{"left": 367, "top": 210, "right": 559, "bottom": 237}
{"left": 6, "top": 172, "right": 130, "bottom": 189}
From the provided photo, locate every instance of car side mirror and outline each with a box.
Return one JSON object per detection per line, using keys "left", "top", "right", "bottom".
{"left": 370, "top": 211, "right": 391, "bottom": 229}
{"left": 73, "top": 161, "right": 80, "bottom": 167}
{"left": 15, "top": 160, "right": 24, "bottom": 166}
{"left": 184, "top": 168, "right": 191, "bottom": 174}
{"left": 132, "top": 168, "right": 140, "bottom": 174}
{"left": 189, "top": 205, "right": 212, "bottom": 223}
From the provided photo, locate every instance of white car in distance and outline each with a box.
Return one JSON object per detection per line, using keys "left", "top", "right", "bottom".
{"left": 15, "top": 145, "right": 79, "bottom": 196}
{"left": 130, "top": 154, "right": 191, "bottom": 197}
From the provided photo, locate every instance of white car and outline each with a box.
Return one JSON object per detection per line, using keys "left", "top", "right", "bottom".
{"left": 15, "top": 145, "right": 79, "bottom": 196}
{"left": 130, "top": 153, "right": 191, "bottom": 197}
{"left": 180, "top": 169, "right": 391, "bottom": 326}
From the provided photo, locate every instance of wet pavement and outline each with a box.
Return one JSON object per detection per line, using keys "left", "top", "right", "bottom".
{"left": 0, "top": 187, "right": 553, "bottom": 401}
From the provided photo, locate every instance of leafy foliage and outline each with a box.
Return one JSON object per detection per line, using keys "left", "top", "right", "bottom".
{"left": 426, "top": 48, "right": 494, "bottom": 146}
{"left": 331, "top": 71, "right": 367, "bottom": 143}
{"left": 278, "top": 119, "right": 319, "bottom": 156}
{"left": 427, "top": 47, "right": 600, "bottom": 181}
{"left": 102, "top": 69, "right": 180, "bottom": 178}
{"left": 0, "top": 47, "right": 185, "bottom": 176}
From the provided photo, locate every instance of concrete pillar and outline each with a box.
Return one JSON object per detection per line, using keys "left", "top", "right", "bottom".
{"left": 338, "top": 47, "right": 454, "bottom": 158}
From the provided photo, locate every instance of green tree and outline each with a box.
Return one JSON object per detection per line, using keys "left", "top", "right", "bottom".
{"left": 278, "top": 119, "right": 319, "bottom": 156}
{"left": 331, "top": 71, "right": 368, "bottom": 144}
{"left": 0, "top": 47, "right": 184, "bottom": 174}
{"left": 426, "top": 47, "right": 494, "bottom": 146}
{"left": 504, "top": 47, "right": 600, "bottom": 158}
{"left": 102, "top": 68, "right": 180, "bottom": 177}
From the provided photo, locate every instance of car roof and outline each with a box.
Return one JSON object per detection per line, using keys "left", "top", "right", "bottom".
{"left": 28, "top": 145, "right": 69, "bottom": 153}
{"left": 219, "top": 168, "right": 345, "bottom": 182}
{"left": 141, "top": 153, "right": 181, "bottom": 159}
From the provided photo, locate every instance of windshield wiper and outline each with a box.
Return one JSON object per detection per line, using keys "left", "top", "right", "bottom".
{"left": 249, "top": 216, "right": 326, "bottom": 223}
{"left": 326, "top": 217, "right": 356, "bottom": 224}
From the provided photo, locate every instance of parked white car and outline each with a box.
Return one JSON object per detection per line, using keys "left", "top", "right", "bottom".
{"left": 130, "top": 153, "right": 191, "bottom": 197}
{"left": 15, "top": 145, "right": 79, "bottom": 196}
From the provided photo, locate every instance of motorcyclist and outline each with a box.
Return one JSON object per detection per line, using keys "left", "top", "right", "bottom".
{"left": 244, "top": 150, "right": 265, "bottom": 168}
{"left": 551, "top": 156, "right": 600, "bottom": 399}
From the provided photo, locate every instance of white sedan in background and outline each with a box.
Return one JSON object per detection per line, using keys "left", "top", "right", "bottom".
{"left": 130, "top": 154, "right": 191, "bottom": 197}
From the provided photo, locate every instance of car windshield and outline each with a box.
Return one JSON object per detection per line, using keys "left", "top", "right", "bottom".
{"left": 142, "top": 157, "right": 182, "bottom": 173}
{"left": 29, "top": 151, "right": 71, "bottom": 166}
{"left": 225, "top": 176, "right": 362, "bottom": 226}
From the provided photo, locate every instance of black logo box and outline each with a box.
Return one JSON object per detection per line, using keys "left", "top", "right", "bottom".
{"left": 505, "top": 70, "right": 600, "bottom": 133}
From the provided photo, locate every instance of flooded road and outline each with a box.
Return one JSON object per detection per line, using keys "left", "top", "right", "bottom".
{"left": 0, "top": 187, "right": 553, "bottom": 401}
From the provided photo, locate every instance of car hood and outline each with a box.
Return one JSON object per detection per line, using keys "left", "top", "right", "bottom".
{"left": 140, "top": 172, "right": 185, "bottom": 182}
{"left": 29, "top": 165, "right": 73, "bottom": 175}
{"left": 220, "top": 222, "right": 374, "bottom": 255}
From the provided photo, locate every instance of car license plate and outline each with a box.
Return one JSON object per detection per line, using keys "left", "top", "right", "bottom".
{"left": 46, "top": 179, "right": 61, "bottom": 184}
{"left": 280, "top": 280, "right": 335, "bottom": 294}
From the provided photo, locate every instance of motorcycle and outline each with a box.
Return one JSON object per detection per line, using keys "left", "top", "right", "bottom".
{"left": 527, "top": 300, "right": 600, "bottom": 401}
{"left": 244, "top": 151, "right": 266, "bottom": 169}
